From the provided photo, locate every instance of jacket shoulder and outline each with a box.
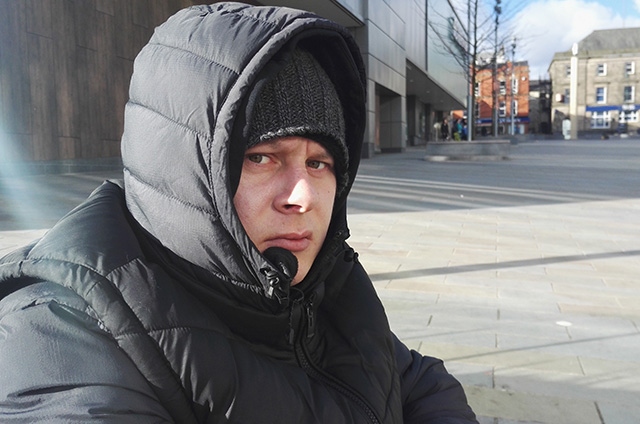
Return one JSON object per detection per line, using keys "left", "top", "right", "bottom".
{"left": 0, "top": 281, "right": 173, "bottom": 422}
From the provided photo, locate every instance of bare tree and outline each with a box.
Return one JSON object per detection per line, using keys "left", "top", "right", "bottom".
{"left": 429, "top": 0, "right": 492, "bottom": 140}
{"left": 429, "top": 0, "right": 525, "bottom": 139}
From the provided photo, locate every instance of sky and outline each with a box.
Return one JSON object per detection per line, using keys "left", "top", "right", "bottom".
{"left": 511, "top": 0, "right": 640, "bottom": 78}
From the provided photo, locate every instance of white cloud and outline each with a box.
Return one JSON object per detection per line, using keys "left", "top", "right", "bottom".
{"left": 513, "top": 0, "right": 640, "bottom": 78}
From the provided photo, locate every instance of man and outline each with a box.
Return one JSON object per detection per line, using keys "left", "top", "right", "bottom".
{"left": 0, "top": 3, "right": 477, "bottom": 423}
{"left": 441, "top": 118, "right": 450, "bottom": 141}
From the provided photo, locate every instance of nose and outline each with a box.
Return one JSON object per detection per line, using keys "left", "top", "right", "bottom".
{"left": 276, "top": 167, "right": 315, "bottom": 213}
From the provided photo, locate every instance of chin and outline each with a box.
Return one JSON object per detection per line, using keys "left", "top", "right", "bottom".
{"left": 291, "top": 267, "right": 308, "bottom": 286}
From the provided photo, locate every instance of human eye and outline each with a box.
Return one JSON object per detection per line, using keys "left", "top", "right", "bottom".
{"left": 307, "top": 159, "right": 333, "bottom": 171}
{"left": 246, "top": 153, "right": 269, "bottom": 164}
{"left": 307, "top": 159, "right": 323, "bottom": 169}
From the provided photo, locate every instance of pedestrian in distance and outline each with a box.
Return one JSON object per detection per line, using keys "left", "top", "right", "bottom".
{"left": 0, "top": 3, "right": 478, "bottom": 423}
{"left": 441, "top": 118, "right": 450, "bottom": 141}
{"left": 454, "top": 119, "right": 463, "bottom": 141}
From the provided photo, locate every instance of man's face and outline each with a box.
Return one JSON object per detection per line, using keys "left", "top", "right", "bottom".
{"left": 234, "top": 136, "right": 337, "bottom": 285}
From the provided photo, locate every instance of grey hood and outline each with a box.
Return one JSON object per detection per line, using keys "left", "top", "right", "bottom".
{"left": 121, "top": 3, "right": 366, "bottom": 309}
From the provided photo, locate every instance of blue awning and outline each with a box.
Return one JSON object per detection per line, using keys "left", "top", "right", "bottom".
{"left": 586, "top": 104, "right": 640, "bottom": 112}
{"left": 586, "top": 105, "right": 618, "bottom": 112}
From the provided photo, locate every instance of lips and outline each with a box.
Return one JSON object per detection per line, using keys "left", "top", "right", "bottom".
{"left": 265, "top": 232, "right": 311, "bottom": 252}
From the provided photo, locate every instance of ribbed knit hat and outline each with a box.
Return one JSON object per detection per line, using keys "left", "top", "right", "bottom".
{"left": 247, "top": 48, "right": 348, "bottom": 196}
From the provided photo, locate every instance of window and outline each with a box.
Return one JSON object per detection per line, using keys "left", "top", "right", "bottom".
{"left": 595, "top": 87, "right": 606, "bottom": 103}
{"left": 511, "top": 77, "right": 518, "bottom": 94}
{"left": 499, "top": 101, "right": 506, "bottom": 117}
{"left": 626, "top": 62, "right": 635, "bottom": 75}
{"left": 620, "top": 110, "right": 639, "bottom": 122}
{"left": 564, "top": 88, "right": 570, "bottom": 104}
{"left": 565, "top": 65, "right": 571, "bottom": 77}
{"left": 475, "top": 101, "right": 481, "bottom": 119}
{"left": 591, "top": 111, "right": 611, "bottom": 129}
{"left": 624, "top": 86, "right": 635, "bottom": 103}
{"left": 597, "top": 63, "right": 607, "bottom": 76}
{"left": 511, "top": 100, "right": 518, "bottom": 116}
{"left": 474, "top": 82, "right": 480, "bottom": 96}
{"left": 499, "top": 80, "right": 506, "bottom": 95}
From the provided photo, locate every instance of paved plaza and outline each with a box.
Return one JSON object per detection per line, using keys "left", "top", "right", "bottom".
{"left": 349, "top": 138, "right": 640, "bottom": 424}
{"left": 1, "top": 138, "right": 639, "bottom": 423}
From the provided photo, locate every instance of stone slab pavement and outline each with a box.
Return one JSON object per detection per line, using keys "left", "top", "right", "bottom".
{"left": 348, "top": 139, "right": 640, "bottom": 424}
{"left": 1, "top": 138, "right": 639, "bottom": 423}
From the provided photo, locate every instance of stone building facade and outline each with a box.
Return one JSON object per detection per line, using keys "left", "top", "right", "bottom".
{"left": 549, "top": 27, "right": 640, "bottom": 136}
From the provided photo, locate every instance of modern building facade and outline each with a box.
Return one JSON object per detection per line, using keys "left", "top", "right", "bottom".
{"left": 0, "top": 0, "right": 465, "bottom": 168}
{"left": 474, "top": 60, "right": 530, "bottom": 136}
{"left": 549, "top": 27, "right": 640, "bottom": 136}
{"left": 0, "top": 0, "right": 198, "bottom": 168}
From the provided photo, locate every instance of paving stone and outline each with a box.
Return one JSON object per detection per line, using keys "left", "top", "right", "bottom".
{"left": 475, "top": 415, "right": 498, "bottom": 424}
{"left": 559, "top": 303, "right": 640, "bottom": 320}
{"left": 0, "top": 229, "right": 48, "bottom": 255}
{"left": 416, "top": 342, "right": 583, "bottom": 375}
{"left": 495, "top": 269, "right": 550, "bottom": 281}
{"left": 494, "top": 367, "right": 639, "bottom": 405}
{"left": 494, "top": 322, "right": 570, "bottom": 342}
{"left": 464, "top": 385, "right": 601, "bottom": 424}
{"left": 498, "top": 333, "right": 599, "bottom": 359}
{"left": 617, "top": 295, "right": 640, "bottom": 309}
{"left": 386, "top": 280, "right": 496, "bottom": 296}
{"left": 604, "top": 277, "right": 640, "bottom": 289}
{"left": 597, "top": 400, "right": 640, "bottom": 424}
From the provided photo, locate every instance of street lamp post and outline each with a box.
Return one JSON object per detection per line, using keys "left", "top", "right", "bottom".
{"left": 467, "top": 0, "right": 473, "bottom": 141}
{"left": 510, "top": 37, "right": 516, "bottom": 136}
{"left": 492, "top": 0, "right": 501, "bottom": 137}
{"left": 569, "top": 42, "right": 579, "bottom": 140}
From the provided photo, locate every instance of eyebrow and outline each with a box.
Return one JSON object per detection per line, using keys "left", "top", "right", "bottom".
{"left": 248, "top": 139, "right": 335, "bottom": 161}
{"left": 311, "top": 149, "right": 333, "bottom": 160}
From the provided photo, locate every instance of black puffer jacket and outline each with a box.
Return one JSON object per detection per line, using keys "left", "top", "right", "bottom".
{"left": 0, "top": 3, "right": 477, "bottom": 423}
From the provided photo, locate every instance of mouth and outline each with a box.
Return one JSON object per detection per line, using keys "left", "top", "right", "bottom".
{"left": 265, "top": 232, "right": 312, "bottom": 252}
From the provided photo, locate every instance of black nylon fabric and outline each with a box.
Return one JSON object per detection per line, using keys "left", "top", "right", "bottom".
{"left": 0, "top": 3, "right": 477, "bottom": 423}
{"left": 0, "top": 181, "right": 402, "bottom": 423}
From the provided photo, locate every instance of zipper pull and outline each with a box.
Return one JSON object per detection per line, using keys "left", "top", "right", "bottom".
{"left": 288, "top": 326, "right": 295, "bottom": 345}
{"left": 306, "top": 302, "right": 315, "bottom": 339}
{"left": 262, "top": 268, "right": 288, "bottom": 304}
{"left": 288, "top": 289, "right": 304, "bottom": 345}
{"left": 305, "top": 292, "right": 317, "bottom": 339}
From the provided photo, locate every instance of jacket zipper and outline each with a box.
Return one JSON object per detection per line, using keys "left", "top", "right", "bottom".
{"left": 291, "top": 296, "right": 381, "bottom": 424}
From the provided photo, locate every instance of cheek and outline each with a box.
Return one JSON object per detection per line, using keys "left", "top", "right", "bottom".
{"left": 233, "top": 194, "right": 266, "bottom": 251}
{"left": 233, "top": 183, "right": 258, "bottom": 229}
{"left": 318, "top": 186, "right": 336, "bottom": 230}
{"left": 321, "top": 179, "right": 337, "bottom": 211}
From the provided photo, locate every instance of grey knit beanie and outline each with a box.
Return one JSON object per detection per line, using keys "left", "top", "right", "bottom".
{"left": 247, "top": 48, "right": 349, "bottom": 196}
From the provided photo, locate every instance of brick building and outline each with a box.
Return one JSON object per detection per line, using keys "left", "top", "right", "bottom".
{"left": 474, "top": 60, "right": 530, "bottom": 136}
